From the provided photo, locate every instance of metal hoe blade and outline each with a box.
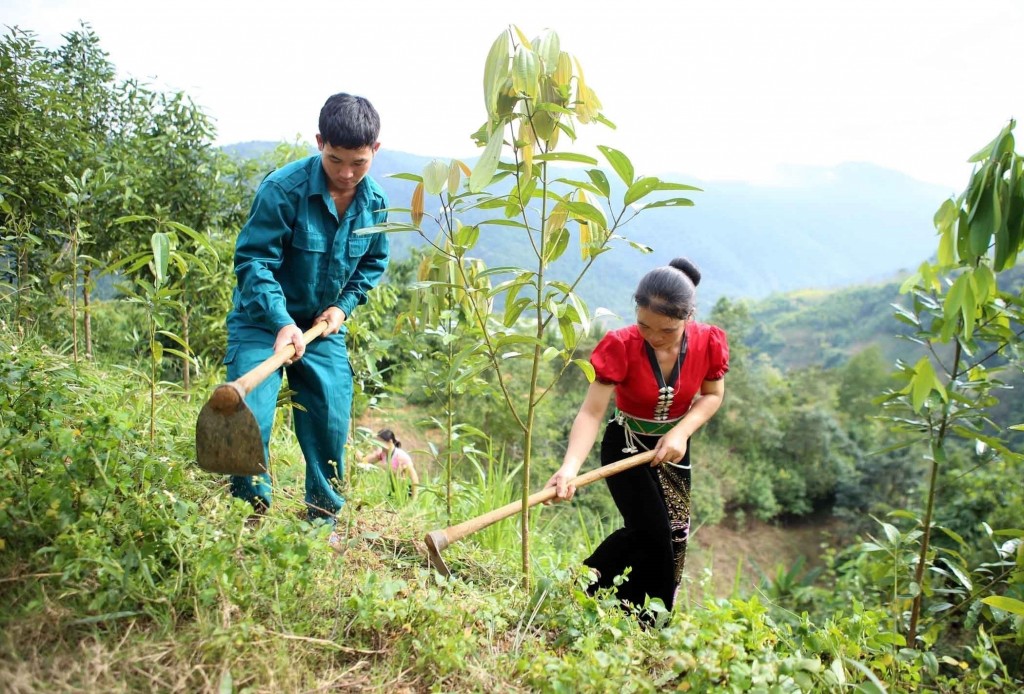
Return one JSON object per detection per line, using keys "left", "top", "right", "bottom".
{"left": 195, "top": 382, "right": 267, "bottom": 475}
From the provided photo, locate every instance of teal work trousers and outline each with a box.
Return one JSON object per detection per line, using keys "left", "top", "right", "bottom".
{"left": 225, "top": 326, "right": 352, "bottom": 522}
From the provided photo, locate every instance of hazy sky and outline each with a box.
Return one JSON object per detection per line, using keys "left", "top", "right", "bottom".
{"left": 5, "top": 0, "right": 1023, "bottom": 190}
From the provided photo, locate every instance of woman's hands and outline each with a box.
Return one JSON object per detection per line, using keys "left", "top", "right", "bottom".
{"left": 653, "top": 428, "right": 690, "bottom": 466}
{"left": 544, "top": 463, "right": 580, "bottom": 503}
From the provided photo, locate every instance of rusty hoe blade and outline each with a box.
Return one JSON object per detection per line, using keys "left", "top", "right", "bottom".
{"left": 424, "top": 530, "right": 451, "bottom": 577}
{"left": 195, "top": 382, "right": 267, "bottom": 476}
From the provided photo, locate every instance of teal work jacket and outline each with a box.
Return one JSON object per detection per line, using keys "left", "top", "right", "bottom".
{"left": 228, "top": 154, "right": 389, "bottom": 334}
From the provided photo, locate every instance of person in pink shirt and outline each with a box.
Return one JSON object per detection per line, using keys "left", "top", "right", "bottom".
{"left": 362, "top": 428, "right": 419, "bottom": 498}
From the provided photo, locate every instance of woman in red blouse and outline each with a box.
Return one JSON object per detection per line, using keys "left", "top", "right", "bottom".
{"left": 545, "top": 258, "right": 728, "bottom": 615}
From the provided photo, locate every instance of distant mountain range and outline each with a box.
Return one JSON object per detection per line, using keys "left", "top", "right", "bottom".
{"left": 225, "top": 142, "right": 954, "bottom": 320}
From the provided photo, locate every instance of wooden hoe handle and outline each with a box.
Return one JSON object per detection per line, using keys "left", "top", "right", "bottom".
{"left": 209, "top": 322, "right": 329, "bottom": 414}
{"left": 434, "top": 449, "right": 657, "bottom": 549}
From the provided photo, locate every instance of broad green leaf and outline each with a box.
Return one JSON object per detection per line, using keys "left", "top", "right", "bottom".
{"left": 586, "top": 169, "right": 611, "bottom": 197}
{"left": 533, "top": 30, "right": 560, "bottom": 76}
{"left": 469, "top": 127, "right": 504, "bottom": 193}
{"left": 968, "top": 183, "right": 995, "bottom": 257}
{"left": 533, "top": 152, "right": 599, "bottom": 165}
{"left": 937, "top": 224, "right": 955, "bottom": 266}
{"left": 151, "top": 232, "right": 169, "bottom": 288}
{"left": 624, "top": 176, "right": 660, "bottom": 206}
{"left": 447, "top": 162, "right": 464, "bottom": 196}
{"left": 910, "top": 356, "right": 944, "bottom": 411}
{"left": 654, "top": 181, "right": 703, "bottom": 192}
{"left": 881, "top": 521, "right": 901, "bottom": 546}
{"left": 422, "top": 159, "right": 448, "bottom": 196}
{"left": 967, "top": 119, "right": 1014, "bottom": 163}
{"left": 354, "top": 222, "right": 421, "bottom": 235}
{"left": 973, "top": 263, "right": 994, "bottom": 302}
{"left": 385, "top": 172, "right": 424, "bottom": 183}
{"left": 503, "top": 297, "right": 532, "bottom": 327}
{"left": 564, "top": 200, "right": 608, "bottom": 230}
{"left": 512, "top": 45, "right": 540, "bottom": 99}
{"left": 483, "top": 31, "right": 510, "bottom": 116}
{"left": 454, "top": 223, "right": 480, "bottom": 250}
{"left": 558, "top": 314, "right": 577, "bottom": 350}
{"left": 572, "top": 358, "right": 596, "bottom": 382}
{"left": 981, "top": 596, "right": 1024, "bottom": 616}
{"left": 553, "top": 51, "right": 572, "bottom": 88}
{"left": 642, "top": 198, "right": 695, "bottom": 210}
{"left": 597, "top": 145, "right": 634, "bottom": 185}
{"left": 543, "top": 226, "right": 570, "bottom": 264}
{"left": 960, "top": 276, "right": 977, "bottom": 340}
{"left": 567, "top": 291, "right": 590, "bottom": 334}
{"left": 115, "top": 214, "right": 155, "bottom": 225}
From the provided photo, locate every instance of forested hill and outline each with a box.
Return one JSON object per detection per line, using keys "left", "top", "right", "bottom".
{"left": 226, "top": 142, "right": 952, "bottom": 317}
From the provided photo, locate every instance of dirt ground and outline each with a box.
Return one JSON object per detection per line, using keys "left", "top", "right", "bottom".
{"left": 686, "top": 512, "right": 847, "bottom": 599}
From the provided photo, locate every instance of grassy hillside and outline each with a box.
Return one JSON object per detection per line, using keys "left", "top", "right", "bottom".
{"left": 3, "top": 324, "right": 1013, "bottom": 692}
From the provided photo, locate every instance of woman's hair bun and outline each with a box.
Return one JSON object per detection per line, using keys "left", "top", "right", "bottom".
{"left": 668, "top": 257, "right": 701, "bottom": 287}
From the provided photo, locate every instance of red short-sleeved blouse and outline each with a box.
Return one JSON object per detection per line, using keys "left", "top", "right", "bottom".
{"left": 590, "top": 322, "right": 729, "bottom": 420}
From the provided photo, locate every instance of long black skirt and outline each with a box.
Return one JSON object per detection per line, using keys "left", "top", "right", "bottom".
{"left": 583, "top": 419, "right": 692, "bottom": 612}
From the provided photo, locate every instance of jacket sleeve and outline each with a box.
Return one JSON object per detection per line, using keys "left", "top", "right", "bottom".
{"left": 334, "top": 193, "right": 390, "bottom": 319}
{"left": 233, "top": 180, "right": 296, "bottom": 332}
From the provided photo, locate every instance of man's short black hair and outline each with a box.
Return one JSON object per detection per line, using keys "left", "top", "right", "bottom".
{"left": 319, "top": 93, "right": 380, "bottom": 149}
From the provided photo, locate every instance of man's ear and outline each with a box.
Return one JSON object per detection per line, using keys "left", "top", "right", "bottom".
{"left": 372, "top": 141, "right": 381, "bottom": 153}
{"left": 315, "top": 134, "right": 324, "bottom": 150}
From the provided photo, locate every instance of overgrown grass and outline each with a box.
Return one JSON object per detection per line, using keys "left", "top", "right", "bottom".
{"left": 0, "top": 327, "right": 1017, "bottom": 692}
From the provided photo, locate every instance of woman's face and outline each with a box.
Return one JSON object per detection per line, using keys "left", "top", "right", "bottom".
{"left": 636, "top": 306, "right": 686, "bottom": 351}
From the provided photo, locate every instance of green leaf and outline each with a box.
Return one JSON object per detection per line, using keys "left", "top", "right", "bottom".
{"left": 386, "top": 172, "right": 424, "bottom": 184}
{"left": 641, "top": 198, "right": 695, "bottom": 210}
{"left": 114, "top": 214, "right": 155, "bottom": 225}
{"left": 597, "top": 145, "right": 634, "bottom": 186}
{"left": 543, "top": 227, "right": 570, "bottom": 265}
{"left": 981, "top": 596, "right": 1024, "bottom": 616}
{"left": 151, "top": 232, "right": 170, "bottom": 288}
{"left": 623, "top": 176, "right": 660, "bottom": 206}
{"left": 483, "top": 31, "right": 511, "bottom": 116}
{"left": 533, "top": 30, "right": 561, "bottom": 76}
{"left": 558, "top": 314, "right": 577, "bottom": 351}
{"left": 586, "top": 169, "right": 611, "bottom": 197}
{"left": 469, "top": 127, "right": 504, "bottom": 193}
{"left": 910, "top": 356, "right": 942, "bottom": 411}
{"left": 422, "top": 159, "right": 449, "bottom": 196}
{"left": 219, "top": 669, "right": 234, "bottom": 694}
{"left": 512, "top": 45, "right": 540, "bottom": 99}
{"left": 572, "top": 358, "right": 596, "bottom": 382}
{"left": 533, "top": 152, "right": 599, "bottom": 165}
{"left": 563, "top": 201, "right": 608, "bottom": 230}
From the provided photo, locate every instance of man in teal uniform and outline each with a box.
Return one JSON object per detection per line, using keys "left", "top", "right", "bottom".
{"left": 225, "top": 93, "right": 389, "bottom": 526}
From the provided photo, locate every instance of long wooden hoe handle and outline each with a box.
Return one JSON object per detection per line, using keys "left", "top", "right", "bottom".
{"left": 425, "top": 449, "right": 657, "bottom": 569}
{"left": 209, "top": 322, "right": 329, "bottom": 414}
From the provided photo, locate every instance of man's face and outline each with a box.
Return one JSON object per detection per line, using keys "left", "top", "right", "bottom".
{"left": 317, "top": 135, "right": 379, "bottom": 193}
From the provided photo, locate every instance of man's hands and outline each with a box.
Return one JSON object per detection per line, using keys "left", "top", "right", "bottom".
{"left": 274, "top": 324, "right": 305, "bottom": 365}
{"left": 315, "top": 306, "right": 346, "bottom": 335}
{"left": 275, "top": 308, "right": 347, "bottom": 365}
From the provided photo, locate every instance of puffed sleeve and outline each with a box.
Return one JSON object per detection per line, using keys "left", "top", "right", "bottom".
{"left": 590, "top": 331, "right": 627, "bottom": 384}
{"left": 706, "top": 325, "right": 730, "bottom": 380}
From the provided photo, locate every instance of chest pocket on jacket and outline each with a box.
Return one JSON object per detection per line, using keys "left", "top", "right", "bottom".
{"left": 347, "top": 233, "right": 371, "bottom": 258}
{"left": 293, "top": 226, "right": 329, "bottom": 253}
